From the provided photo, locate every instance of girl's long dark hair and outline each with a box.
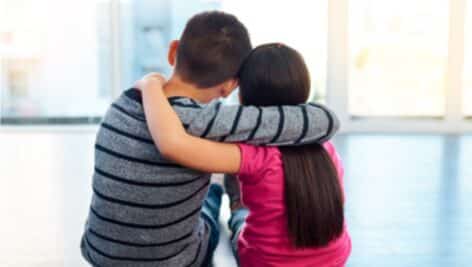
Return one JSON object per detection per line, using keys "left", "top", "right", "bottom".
{"left": 238, "top": 43, "right": 344, "bottom": 248}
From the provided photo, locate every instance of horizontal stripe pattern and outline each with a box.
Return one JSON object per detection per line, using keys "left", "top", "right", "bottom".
{"left": 94, "top": 166, "right": 202, "bottom": 187}
{"left": 87, "top": 211, "right": 196, "bottom": 245}
{"left": 83, "top": 94, "right": 211, "bottom": 266}
{"left": 101, "top": 122, "right": 154, "bottom": 144}
{"left": 88, "top": 227, "right": 194, "bottom": 247}
{"left": 95, "top": 144, "right": 180, "bottom": 168}
{"left": 92, "top": 179, "right": 210, "bottom": 208}
{"left": 82, "top": 90, "right": 338, "bottom": 267}
{"left": 94, "top": 150, "right": 203, "bottom": 182}
{"left": 85, "top": 234, "right": 192, "bottom": 262}
{"left": 171, "top": 102, "right": 202, "bottom": 109}
{"left": 92, "top": 174, "right": 209, "bottom": 208}
{"left": 95, "top": 167, "right": 206, "bottom": 187}
{"left": 111, "top": 103, "right": 146, "bottom": 122}
{"left": 90, "top": 204, "right": 202, "bottom": 229}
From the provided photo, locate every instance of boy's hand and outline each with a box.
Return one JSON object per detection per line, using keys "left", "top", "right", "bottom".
{"left": 134, "top": 72, "right": 166, "bottom": 91}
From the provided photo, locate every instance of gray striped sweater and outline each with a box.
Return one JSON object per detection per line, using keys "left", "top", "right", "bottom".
{"left": 81, "top": 89, "right": 339, "bottom": 267}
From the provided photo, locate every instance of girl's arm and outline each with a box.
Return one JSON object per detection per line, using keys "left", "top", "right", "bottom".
{"left": 140, "top": 74, "right": 241, "bottom": 174}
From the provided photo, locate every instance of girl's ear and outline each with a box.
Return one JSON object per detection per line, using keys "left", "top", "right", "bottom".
{"left": 168, "top": 40, "right": 179, "bottom": 66}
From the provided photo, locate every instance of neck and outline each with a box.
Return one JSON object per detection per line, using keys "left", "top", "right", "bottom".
{"left": 163, "top": 74, "right": 212, "bottom": 103}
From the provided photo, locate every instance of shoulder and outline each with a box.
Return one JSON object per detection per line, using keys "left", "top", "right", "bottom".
{"left": 322, "top": 141, "right": 337, "bottom": 155}
{"left": 238, "top": 144, "right": 281, "bottom": 160}
{"left": 237, "top": 144, "right": 281, "bottom": 178}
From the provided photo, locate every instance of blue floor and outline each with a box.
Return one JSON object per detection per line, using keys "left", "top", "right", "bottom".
{"left": 332, "top": 134, "right": 472, "bottom": 267}
{"left": 1, "top": 131, "right": 470, "bottom": 266}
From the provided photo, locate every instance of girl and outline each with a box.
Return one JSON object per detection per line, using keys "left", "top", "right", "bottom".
{"left": 140, "top": 44, "right": 351, "bottom": 267}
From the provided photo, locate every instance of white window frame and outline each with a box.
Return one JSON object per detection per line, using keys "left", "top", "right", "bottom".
{"left": 326, "top": 0, "right": 472, "bottom": 133}
{"left": 110, "top": 0, "right": 123, "bottom": 99}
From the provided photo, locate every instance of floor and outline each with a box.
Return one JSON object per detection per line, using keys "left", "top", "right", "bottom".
{"left": 0, "top": 128, "right": 471, "bottom": 267}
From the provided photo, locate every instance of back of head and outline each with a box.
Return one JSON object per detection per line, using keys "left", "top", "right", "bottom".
{"left": 176, "top": 11, "right": 252, "bottom": 88}
{"left": 238, "top": 43, "right": 344, "bottom": 248}
{"left": 238, "top": 43, "right": 310, "bottom": 106}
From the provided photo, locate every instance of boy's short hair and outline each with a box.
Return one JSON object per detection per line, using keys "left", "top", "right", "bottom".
{"left": 176, "top": 11, "right": 252, "bottom": 88}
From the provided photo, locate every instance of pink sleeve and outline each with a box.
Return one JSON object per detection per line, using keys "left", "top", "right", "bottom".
{"left": 323, "top": 141, "right": 345, "bottom": 192}
{"left": 237, "top": 144, "right": 269, "bottom": 183}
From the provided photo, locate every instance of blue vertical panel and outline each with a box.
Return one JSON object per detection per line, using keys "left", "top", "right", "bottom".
{"left": 119, "top": 0, "right": 221, "bottom": 90}
{"left": 133, "top": 0, "right": 172, "bottom": 77}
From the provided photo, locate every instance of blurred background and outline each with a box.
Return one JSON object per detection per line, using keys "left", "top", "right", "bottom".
{"left": 0, "top": 0, "right": 471, "bottom": 266}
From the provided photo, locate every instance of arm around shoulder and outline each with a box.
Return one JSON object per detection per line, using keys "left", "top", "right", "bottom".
{"left": 139, "top": 74, "right": 242, "bottom": 174}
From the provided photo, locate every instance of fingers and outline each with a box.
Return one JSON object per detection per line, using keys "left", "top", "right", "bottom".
{"left": 133, "top": 79, "right": 145, "bottom": 91}
{"left": 143, "top": 72, "right": 166, "bottom": 83}
{"left": 134, "top": 73, "right": 167, "bottom": 90}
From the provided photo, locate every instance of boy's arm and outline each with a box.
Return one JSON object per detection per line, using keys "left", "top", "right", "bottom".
{"left": 178, "top": 100, "right": 339, "bottom": 145}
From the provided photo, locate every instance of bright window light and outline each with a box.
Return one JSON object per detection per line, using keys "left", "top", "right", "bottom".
{"left": 0, "top": 0, "right": 112, "bottom": 118}
{"left": 222, "top": 0, "right": 328, "bottom": 102}
{"left": 348, "top": 0, "right": 450, "bottom": 117}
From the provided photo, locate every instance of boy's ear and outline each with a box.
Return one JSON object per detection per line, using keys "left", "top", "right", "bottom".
{"left": 168, "top": 40, "right": 179, "bottom": 66}
{"left": 219, "top": 79, "right": 239, "bottom": 98}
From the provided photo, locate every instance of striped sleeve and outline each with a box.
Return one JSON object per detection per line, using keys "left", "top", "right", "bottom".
{"left": 182, "top": 100, "right": 340, "bottom": 145}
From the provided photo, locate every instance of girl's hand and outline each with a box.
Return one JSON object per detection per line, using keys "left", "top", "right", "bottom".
{"left": 134, "top": 72, "right": 166, "bottom": 91}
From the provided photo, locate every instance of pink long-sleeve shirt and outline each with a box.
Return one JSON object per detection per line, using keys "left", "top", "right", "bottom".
{"left": 236, "top": 142, "right": 351, "bottom": 267}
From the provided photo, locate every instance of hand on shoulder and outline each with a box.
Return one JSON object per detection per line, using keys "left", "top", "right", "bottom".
{"left": 134, "top": 72, "right": 167, "bottom": 91}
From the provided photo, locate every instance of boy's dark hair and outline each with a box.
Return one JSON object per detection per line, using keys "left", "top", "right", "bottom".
{"left": 239, "top": 43, "right": 345, "bottom": 248}
{"left": 176, "top": 11, "right": 252, "bottom": 88}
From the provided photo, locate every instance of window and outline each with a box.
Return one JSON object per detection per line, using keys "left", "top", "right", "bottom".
{"left": 348, "top": 0, "right": 450, "bottom": 117}
{"left": 0, "top": 0, "right": 113, "bottom": 122}
{"left": 0, "top": 0, "right": 469, "bottom": 130}
{"left": 464, "top": 0, "right": 472, "bottom": 116}
{"left": 222, "top": 0, "right": 328, "bottom": 102}
{"left": 117, "top": 0, "right": 327, "bottom": 105}
{"left": 119, "top": 0, "right": 222, "bottom": 90}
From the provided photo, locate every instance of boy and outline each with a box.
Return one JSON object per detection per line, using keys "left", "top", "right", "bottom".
{"left": 81, "top": 11, "right": 339, "bottom": 267}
